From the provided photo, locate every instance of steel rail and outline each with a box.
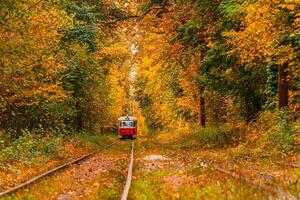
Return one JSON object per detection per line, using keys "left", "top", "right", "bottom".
{"left": 121, "top": 140, "right": 134, "bottom": 200}
{"left": 139, "top": 141, "right": 298, "bottom": 199}
{"left": 192, "top": 155, "right": 298, "bottom": 199}
{"left": 0, "top": 140, "right": 119, "bottom": 197}
{"left": 215, "top": 166, "right": 298, "bottom": 200}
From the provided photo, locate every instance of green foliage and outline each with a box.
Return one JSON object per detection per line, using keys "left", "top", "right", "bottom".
{"left": 186, "top": 125, "right": 245, "bottom": 148}
{"left": 0, "top": 133, "right": 61, "bottom": 164}
{"left": 169, "top": 72, "right": 183, "bottom": 98}
{"left": 63, "top": 4, "right": 101, "bottom": 53}
{"left": 129, "top": 177, "right": 167, "bottom": 200}
{"left": 62, "top": 25, "right": 99, "bottom": 52}
{"left": 189, "top": 127, "right": 228, "bottom": 148}
{"left": 0, "top": 130, "right": 110, "bottom": 170}
{"left": 267, "top": 111, "right": 299, "bottom": 153}
{"left": 264, "top": 64, "right": 278, "bottom": 110}
{"left": 75, "top": 131, "right": 110, "bottom": 145}
{"left": 134, "top": 78, "right": 163, "bottom": 131}
{"left": 97, "top": 187, "right": 119, "bottom": 200}
{"left": 220, "top": 0, "right": 245, "bottom": 22}
{"left": 202, "top": 44, "right": 265, "bottom": 122}
{"left": 60, "top": 3, "right": 112, "bottom": 131}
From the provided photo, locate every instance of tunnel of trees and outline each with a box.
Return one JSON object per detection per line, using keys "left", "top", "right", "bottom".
{"left": 0, "top": 0, "right": 299, "bottom": 137}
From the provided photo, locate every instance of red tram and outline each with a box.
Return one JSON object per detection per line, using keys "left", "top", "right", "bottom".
{"left": 118, "top": 115, "right": 137, "bottom": 139}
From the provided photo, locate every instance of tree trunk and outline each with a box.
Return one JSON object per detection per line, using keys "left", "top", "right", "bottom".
{"left": 76, "top": 101, "right": 83, "bottom": 130}
{"left": 199, "top": 87, "right": 206, "bottom": 128}
{"left": 278, "top": 63, "right": 289, "bottom": 109}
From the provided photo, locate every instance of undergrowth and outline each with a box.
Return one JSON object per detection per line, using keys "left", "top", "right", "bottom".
{"left": 266, "top": 111, "right": 299, "bottom": 153}
{"left": 0, "top": 130, "right": 113, "bottom": 190}
{"left": 240, "top": 111, "right": 300, "bottom": 155}
{"left": 177, "top": 111, "right": 299, "bottom": 154}
{"left": 0, "top": 131, "right": 110, "bottom": 166}
{"left": 180, "top": 125, "right": 244, "bottom": 148}
{"left": 0, "top": 133, "right": 62, "bottom": 165}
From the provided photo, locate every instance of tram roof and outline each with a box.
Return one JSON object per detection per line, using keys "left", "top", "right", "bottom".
{"left": 118, "top": 116, "right": 137, "bottom": 121}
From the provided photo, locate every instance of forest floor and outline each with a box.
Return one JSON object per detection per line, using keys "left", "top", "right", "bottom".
{"left": 1, "top": 138, "right": 132, "bottom": 200}
{"left": 1, "top": 134, "right": 300, "bottom": 200}
{"left": 130, "top": 136, "right": 300, "bottom": 199}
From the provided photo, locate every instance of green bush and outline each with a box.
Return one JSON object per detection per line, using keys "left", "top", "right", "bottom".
{"left": 190, "top": 127, "right": 228, "bottom": 148}
{"left": 73, "top": 131, "right": 111, "bottom": 146}
{"left": 186, "top": 125, "right": 245, "bottom": 148}
{"left": 0, "top": 129, "right": 111, "bottom": 167}
{"left": 0, "top": 132, "right": 62, "bottom": 165}
{"left": 267, "top": 111, "right": 299, "bottom": 153}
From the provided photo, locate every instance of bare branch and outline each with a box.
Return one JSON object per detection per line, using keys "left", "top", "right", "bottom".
{"left": 140, "top": 5, "right": 169, "bottom": 17}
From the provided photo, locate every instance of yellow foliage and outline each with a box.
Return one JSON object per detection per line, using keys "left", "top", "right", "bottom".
{"left": 227, "top": 0, "right": 299, "bottom": 67}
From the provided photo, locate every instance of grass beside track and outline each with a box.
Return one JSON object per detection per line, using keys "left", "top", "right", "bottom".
{"left": 128, "top": 136, "right": 298, "bottom": 200}
{"left": 0, "top": 133, "right": 119, "bottom": 199}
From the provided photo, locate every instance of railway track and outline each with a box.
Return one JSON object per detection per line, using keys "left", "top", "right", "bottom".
{"left": 194, "top": 156, "right": 299, "bottom": 200}
{"left": 121, "top": 140, "right": 134, "bottom": 200}
{"left": 0, "top": 139, "right": 136, "bottom": 200}
{"left": 4, "top": 138, "right": 294, "bottom": 199}
{"left": 214, "top": 166, "right": 298, "bottom": 200}
{"left": 148, "top": 140, "right": 298, "bottom": 199}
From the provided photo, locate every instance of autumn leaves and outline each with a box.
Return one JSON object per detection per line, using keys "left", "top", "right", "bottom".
{"left": 133, "top": 0, "right": 300, "bottom": 131}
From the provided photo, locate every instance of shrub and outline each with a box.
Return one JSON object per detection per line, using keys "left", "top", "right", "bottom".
{"left": 0, "top": 132, "right": 62, "bottom": 165}
{"left": 188, "top": 127, "right": 227, "bottom": 148}
{"left": 267, "top": 110, "right": 299, "bottom": 153}
{"left": 186, "top": 124, "right": 246, "bottom": 148}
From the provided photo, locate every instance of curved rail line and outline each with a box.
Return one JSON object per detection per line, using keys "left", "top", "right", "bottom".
{"left": 199, "top": 157, "right": 298, "bottom": 200}
{"left": 215, "top": 167, "right": 298, "bottom": 200}
{"left": 121, "top": 140, "right": 135, "bottom": 200}
{"left": 144, "top": 140, "right": 300, "bottom": 200}
{"left": 0, "top": 140, "right": 119, "bottom": 197}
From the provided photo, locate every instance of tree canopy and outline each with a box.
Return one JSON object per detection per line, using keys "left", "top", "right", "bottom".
{"left": 0, "top": 0, "right": 299, "bottom": 135}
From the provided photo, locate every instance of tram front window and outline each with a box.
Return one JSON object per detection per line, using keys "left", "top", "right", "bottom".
{"left": 120, "top": 121, "right": 135, "bottom": 128}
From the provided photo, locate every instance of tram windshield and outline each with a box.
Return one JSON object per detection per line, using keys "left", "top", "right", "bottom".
{"left": 120, "top": 120, "right": 136, "bottom": 128}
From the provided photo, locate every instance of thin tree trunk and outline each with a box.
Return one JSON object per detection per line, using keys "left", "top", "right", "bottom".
{"left": 76, "top": 101, "right": 83, "bottom": 130}
{"left": 199, "top": 87, "right": 206, "bottom": 128}
{"left": 278, "top": 63, "right": 289, "bottom": 109}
